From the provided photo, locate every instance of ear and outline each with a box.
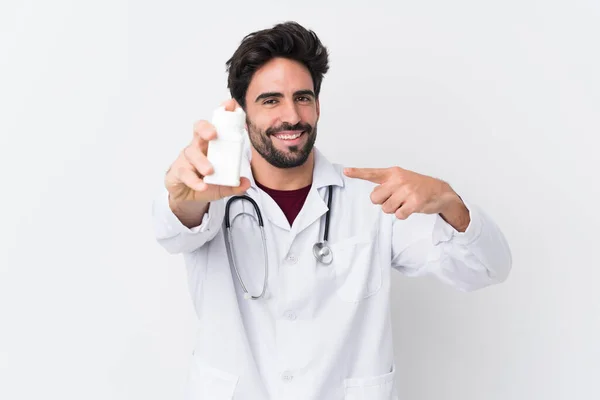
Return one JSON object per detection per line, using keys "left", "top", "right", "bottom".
{"left": 243, "top": 109, "right": 250, "bottom": 132}
{"left": 316, "top": 98, "right": 320, "bottom": 118}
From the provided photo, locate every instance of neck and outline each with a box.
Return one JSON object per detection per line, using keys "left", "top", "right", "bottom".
{"left": 250, "top": 149, "right": 315, "bottom": 190}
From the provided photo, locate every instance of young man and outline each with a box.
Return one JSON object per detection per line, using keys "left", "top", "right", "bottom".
{"left": 153, "top": 21, "right": 512, "bottom": 400}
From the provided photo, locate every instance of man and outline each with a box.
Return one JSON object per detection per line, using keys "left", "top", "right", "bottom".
{"left": 152, "top": 21, "right": 512, "bottom": 400}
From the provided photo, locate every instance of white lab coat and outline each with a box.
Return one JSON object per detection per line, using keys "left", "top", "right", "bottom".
{"left": 152, "top": 147, "right": 512, "bottom": 400}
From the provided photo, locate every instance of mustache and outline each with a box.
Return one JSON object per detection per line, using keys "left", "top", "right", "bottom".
{"left": 266, "top": 122, "right": 313, "bottom": 136}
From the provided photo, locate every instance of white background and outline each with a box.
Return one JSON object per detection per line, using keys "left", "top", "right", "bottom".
{"left": 1, "top": 0, "right": 599, "bottom": 399}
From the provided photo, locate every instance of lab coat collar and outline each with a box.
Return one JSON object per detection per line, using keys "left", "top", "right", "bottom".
{"left": 238, "top": 141, "right": 344, "bottom": 234}
{"left": 311, "top": 147, "right": 345, "bottom": 190}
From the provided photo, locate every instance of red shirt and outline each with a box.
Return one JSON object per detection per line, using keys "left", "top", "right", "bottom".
{"left": 255, "top": 181, "right": 311, "bottom": 226}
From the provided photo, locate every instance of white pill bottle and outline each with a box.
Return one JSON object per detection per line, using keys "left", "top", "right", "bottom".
{"left": 203, "top": 106, "right": 246, "bottom": 187}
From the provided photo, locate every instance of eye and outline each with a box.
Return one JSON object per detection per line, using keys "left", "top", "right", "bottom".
{"left": 263, "top": 99, "right": 278, "bottom": 105}
{"left": 296, "top": 96, "right": 311, "bottom": 103}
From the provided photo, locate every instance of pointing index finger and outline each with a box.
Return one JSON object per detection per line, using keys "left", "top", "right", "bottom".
{"left": 343, "top": 167, "right": 390, "bottom": 183}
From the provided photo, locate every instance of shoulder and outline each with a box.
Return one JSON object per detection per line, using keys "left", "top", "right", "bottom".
{"left": 329, "top": 163, "right": 390, "bottom": 235}
{"left": 330, "top": 162, "right": 380, "bottom": 217}
{"left": 331, "top": 162, "right": 378, "bottom": 194}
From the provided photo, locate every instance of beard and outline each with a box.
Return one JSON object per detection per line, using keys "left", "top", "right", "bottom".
{"left": 246, "top": 118, "right": 317, "bottom": 169}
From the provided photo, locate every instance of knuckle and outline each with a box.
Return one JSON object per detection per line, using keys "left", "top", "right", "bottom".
{"left": 397, "top": 206, "right": 412, "bottom": 218}
{"left": 381, "top": 200, "right": 395, "bottom": 214}
{"left": 370, "top": 191, "right": 381, "bottom": 204}
{"left": 176, "top": 166, "right": 189, "bottom": 178}
{"left": 182, "top": 147, "right": 194, "bottom": 163}
{"left": 195, "top": 121, "right": 216, "bottom": 138}
{"left": 170, "top": 158, "right": 184, "bottom": 175}
{"left": 183, "top": 145, "right": 200, "bottom": 161}
{"left": 369, "top": 191, "right": 376, "bottom": 202}
{"left": 389, "top": 172, "right": 402, "bottom": 185}
{"left": 409, "top": 192, "right": 423, "bottom": 205}
{"left": 194, "top": 119, "right": 209, "bottom": 132}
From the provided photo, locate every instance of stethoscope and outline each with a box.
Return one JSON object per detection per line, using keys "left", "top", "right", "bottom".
{"left": 223, "top": 185, "right": 333, "bottom": 300}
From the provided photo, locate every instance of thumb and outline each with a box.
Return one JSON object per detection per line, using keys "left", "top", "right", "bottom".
{"left": 229, "top": 177, "right": 251, "bottom": 195}
{"left": 221, "top": 98, "right": 240, "bottom": 112}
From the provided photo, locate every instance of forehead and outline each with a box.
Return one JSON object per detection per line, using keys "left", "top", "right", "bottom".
{"left": 246, "top": 57, "right": 314, "bottom": 96}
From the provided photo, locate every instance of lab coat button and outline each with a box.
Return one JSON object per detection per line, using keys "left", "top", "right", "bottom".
{"left": 284, "top": 311, "right": 297, "bottom": 321}
{"left": 281, "top": 371, "right": 294, "bottom": 382}
{"left": 285, "top": 254, "right": 298, "bottom": 264}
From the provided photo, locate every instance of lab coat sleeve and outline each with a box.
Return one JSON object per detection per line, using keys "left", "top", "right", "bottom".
{"left": 390, "top": 200, "right": 512, "bottom": 292}
{"left": 151, "top": 188, "right": 225, "bottom": 254}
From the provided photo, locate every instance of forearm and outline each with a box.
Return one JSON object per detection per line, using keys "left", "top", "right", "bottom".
{"left": 153, "top": 190, "right": 225, "bottom": 254}
{"left": 391, "top": 201, "right": 512, "bottom": 291}
{"left": 169, "top": 197, "right": 210, "bottom": 229}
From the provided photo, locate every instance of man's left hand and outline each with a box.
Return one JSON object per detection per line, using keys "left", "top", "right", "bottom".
{"left": 343, "top": 166, "right": 470, "bottom": 232}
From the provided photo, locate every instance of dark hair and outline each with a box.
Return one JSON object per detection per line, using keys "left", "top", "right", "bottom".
{"left": 225, "top": 21, "right": 329, "bottom": 109}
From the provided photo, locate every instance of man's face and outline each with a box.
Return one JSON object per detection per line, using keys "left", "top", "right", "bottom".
{"left": 244, "top": 57, "right": 320, "bottom": 169}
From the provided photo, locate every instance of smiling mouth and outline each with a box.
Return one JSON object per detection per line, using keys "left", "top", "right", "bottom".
{"left": 273, "top": 131, "right": 305, "bottom": 140}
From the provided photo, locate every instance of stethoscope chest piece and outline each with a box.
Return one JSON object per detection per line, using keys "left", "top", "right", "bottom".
{"left": 313, "top": 241, "right": 333, "bottom": 265}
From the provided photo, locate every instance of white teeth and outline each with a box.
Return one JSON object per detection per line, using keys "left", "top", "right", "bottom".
{"left": 275, "top": 132, "right": 302, "bottom": 140}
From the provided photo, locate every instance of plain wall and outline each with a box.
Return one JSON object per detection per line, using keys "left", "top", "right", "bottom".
{"left": 1, "top": 0, "right": 599, "bottom": 399}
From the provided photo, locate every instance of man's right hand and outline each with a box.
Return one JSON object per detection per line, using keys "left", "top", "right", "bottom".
{"left": 164, "top": 99, "right": 251, "bottom": 227}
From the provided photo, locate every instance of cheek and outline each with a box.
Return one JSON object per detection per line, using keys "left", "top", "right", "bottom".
{"left": 300, "top": 107, "right": 318, "bottom": 123}
{"left": 259, "top": 110, "right": 279, "bottom": 126}
{"left": 247, "top": 113, "right": 274, "bottom": 133}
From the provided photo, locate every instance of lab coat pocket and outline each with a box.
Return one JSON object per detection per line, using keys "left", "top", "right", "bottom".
{"left": 185, "top": 359, "right": 239, "bottom": 400}
{"left": 331, "top": 231, "right": 382, "bottom": 303}
{"left": 343, "top": 365, "right": 398, "bottom": 400}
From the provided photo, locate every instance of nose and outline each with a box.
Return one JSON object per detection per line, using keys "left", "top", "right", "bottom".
{"left": 280, "top": 100, "right": 301, "bottom": 126}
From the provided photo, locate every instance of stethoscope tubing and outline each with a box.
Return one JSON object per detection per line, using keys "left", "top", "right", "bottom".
{"left": 224, "top": 185, "right": 332, "bottom": 300}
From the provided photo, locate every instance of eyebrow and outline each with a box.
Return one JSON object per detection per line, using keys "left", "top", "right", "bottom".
{"left": 254, "top": 89, "right": 316, "bottom": 103}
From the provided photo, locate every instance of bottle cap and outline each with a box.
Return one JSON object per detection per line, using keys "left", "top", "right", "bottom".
{"left": 212, "top": 106, "right": 246, "bottom": 138}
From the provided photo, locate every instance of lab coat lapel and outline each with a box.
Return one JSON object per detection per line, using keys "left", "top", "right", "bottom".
{"left": 289, "top": 185, "right": 328, "bottom": 241}
{"left": 289, "top": 148, "right": 344, "bottom": 241}
{"left": 239, "top": 144, "right": 291, "bottom": 232}
{"left": 259, "top": 190, "right": 291, "bottom": 231}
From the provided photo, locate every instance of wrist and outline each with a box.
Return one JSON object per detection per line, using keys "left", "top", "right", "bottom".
{"left": 439, "top": 189, "right": 470, "bottom": 232}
